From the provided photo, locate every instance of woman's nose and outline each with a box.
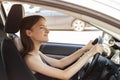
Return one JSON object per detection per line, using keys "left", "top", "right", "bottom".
{"left": 45, "top": 27, "right": 49, "bottom": 33}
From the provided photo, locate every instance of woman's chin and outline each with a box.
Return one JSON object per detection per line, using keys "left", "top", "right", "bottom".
{"left": 39, "top": 38, "right": 49, "bottom": 43}
{"left": 43, "top": 39, "right": 49, "bottom": 42}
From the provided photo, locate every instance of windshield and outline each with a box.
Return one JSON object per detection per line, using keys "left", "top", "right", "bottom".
{"left": 62, "top": 0, "right": 120, "bottom": 21}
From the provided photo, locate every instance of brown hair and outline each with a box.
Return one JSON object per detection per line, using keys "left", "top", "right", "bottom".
{"left": 20, "top": 15, "right": 45, "bottom": 57}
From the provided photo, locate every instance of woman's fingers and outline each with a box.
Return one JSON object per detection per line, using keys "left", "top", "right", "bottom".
{"left": 89, "top": 44, "right": 103, "bottom": 56}
{"left": 95, "top": 44, "right": 103, "bottom": 54}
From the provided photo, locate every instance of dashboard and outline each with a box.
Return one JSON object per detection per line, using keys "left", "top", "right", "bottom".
{"left": 103, "top": 33, "right": 120, "bottom": 65}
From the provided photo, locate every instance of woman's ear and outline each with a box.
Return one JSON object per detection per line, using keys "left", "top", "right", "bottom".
{"left": 26, "top": 30, "right": 32, "bottom": 37}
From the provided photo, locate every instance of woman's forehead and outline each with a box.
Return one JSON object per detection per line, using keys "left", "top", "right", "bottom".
{"left": 37, "top": 18, "right": 46, "bottom": 25}
{"left": 32, "top": 18, "right": 46, "bottom": 28}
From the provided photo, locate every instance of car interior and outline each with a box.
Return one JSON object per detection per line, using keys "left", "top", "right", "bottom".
{"left": 0, "top": 2, "right": 120, "bottom": 80}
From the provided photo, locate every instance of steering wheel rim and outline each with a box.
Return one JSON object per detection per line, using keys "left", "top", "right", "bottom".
{"left": 85, "top": 36, "right": 103, "bottom": 73}
{"left": 77, "top": 37, "right": 102, "bottom": 80}
{"left": 84, "top": 53, "right": 100, "bottom": 76}
{"left": 77, "top": 53, "right": 100, "bottom": 80}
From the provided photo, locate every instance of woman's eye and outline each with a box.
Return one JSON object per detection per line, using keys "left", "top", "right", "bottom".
{"left": 40, "top": 27, "right": 44, "bottom": 29}
{"left": 40, "top": 26, "right": 43, "bottom": 28}
{"left": 39, "top": 25, "right": 47, "bottom": 29}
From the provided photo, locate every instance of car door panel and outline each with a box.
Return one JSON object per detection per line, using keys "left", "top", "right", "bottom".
{"left": 40, "top": 42, "right": 84, "bottom": 59}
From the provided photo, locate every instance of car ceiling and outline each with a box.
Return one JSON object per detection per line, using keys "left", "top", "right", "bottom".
{"left": 0, "top": 0, "right": 120, "bottom": 40}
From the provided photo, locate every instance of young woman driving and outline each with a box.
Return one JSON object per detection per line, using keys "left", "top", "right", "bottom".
{"left": 19, "top": 15, "right": 103, "bottom": 80}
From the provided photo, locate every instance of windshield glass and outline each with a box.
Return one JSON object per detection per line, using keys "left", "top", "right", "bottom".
{"left": 62, "top": 0, "right": 120, "bottom": 21}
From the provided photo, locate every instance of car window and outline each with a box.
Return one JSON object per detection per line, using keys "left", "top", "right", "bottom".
{"left": 2, "top": 2, "right": 103, "bottom": 45}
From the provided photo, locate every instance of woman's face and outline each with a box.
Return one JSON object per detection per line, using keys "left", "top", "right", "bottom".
{"left": 26, "top": 18, "right": 49, "bottom": 43}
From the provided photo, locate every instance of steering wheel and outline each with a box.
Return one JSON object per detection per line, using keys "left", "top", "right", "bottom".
{"left": 77, "top": 37, "right": 103, "bottom": 80}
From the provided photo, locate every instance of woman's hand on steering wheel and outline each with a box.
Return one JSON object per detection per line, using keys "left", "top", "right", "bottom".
{"left": 90, "top": 37, "right": 103, "bottom": 56}
{"left": 89, "top": 44, "right": 103, "bottom": 56}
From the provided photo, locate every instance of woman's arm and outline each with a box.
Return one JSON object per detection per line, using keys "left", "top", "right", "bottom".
{"left": 25, "top": 44, "right": 102, "bottom": 80}
{"left": 40, "top": 40, "right": 93, "bottom": 68}
{"left": 40, "top": 47, "right": 86, "bottom": 69}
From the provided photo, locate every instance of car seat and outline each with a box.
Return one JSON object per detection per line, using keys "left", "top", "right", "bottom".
{"left": 1, "top": 4, "right": 37, "bottom": 80}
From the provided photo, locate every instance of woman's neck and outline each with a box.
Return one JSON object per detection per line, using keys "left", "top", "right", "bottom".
{"left": 32, "top": 41, "right": 42, "bottom": 54}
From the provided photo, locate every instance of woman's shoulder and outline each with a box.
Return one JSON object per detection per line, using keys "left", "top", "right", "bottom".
{"left": 24, "top": 52, "right": 35, "bottom": 61}
{"left": 24, "top": 52, "right": 42, "bottom": 63}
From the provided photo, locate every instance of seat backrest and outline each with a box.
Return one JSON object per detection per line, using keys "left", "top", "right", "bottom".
{"left": 2, "top": 38, "right": 37, "bottom": 80}
{"left": 1, "top": 4, "right": 37, "bottom": 80}
{"left": 0, "top": 24, "right": 8, "bottom": 80}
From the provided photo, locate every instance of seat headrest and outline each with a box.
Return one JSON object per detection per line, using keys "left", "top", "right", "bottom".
{"left": 5, "top": 4, "right": 24, "bottom": 33}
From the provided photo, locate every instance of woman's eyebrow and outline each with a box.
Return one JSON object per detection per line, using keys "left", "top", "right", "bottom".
{"left": 39, "top": 24, "right": 47, "bottom": 27}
